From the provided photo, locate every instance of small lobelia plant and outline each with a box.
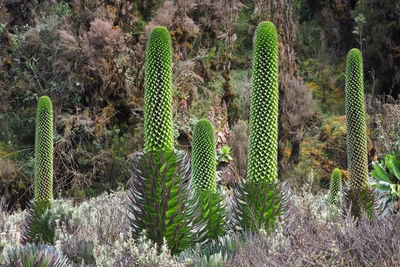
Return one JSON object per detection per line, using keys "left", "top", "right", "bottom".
{"left": 344, "top": 48, "right": 378, "bottom": 217}
{"left": 5, "top": 242, "right": 69, "bottom": 267}
{"left": 22, "top": 96, "right": 55, "bottom": 244}
{"left": 191, "top": 119, "right": 226, "bottom": 240}
{"left": 127, "top": 26, "right": 204, "bottom": 255}
{"left": 329, "top": 168, "right": 343, "bottom": 207}
{"left": 231, "top": 21, "right": 288, "bottom": 233}
{"left": 5, "top": 244, "right": 69, "bottom": 267}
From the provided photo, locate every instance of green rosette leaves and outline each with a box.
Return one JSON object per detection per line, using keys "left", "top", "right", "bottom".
{"left": 345, "top": 48, "right": 369, "bottom": 190}
{"left": 192, "top": 119, "right": 217, "bottom": 192}
{"left": 34, "top": 95, "right": 54, "bottom": 206}
{"left": 247, "top": 21, "right": 279, "bottom": 183}
{"left": 21, "top": 200, "right": 55, "bottom": 244}
{"left": 230, "top": 180, "right": 288, "bottom": 232}
{"left": 197, "top": 190, "right": 226, "bottom": 241}
{"left": 329, "top": 168, "right": 342, "bottom": 206}
{"left": 128, "top": 150, "right": 205, "bottom": 255}
{"left": 144, "top": 26, "right": 174, "bottom": 152}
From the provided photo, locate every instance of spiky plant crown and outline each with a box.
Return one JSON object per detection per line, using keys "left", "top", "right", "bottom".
{"left": 329, "top": 168, "right": 342, "bottom": 206}
{"left": 35, "top": 96, "right": 54, "bottom": 205}
{"left": 192, "top": 119, "right": 217, "bottom": 192}
{"left": 128, "top": 150, "right": 205, "bottom": 255}
{"left": 345, "top": 48, "right": 369, "bottom": 190}
{"left": 5, "top": 243, "right": 69, "bottom": 267}
{"left": 231, "top": 180, "right": 288, "bottom": 232}
{"left": 144, "top": 26, "right": 174, "bottom": 152}
{"left": 247, "top": 21, "right": 279, "bottom": 183}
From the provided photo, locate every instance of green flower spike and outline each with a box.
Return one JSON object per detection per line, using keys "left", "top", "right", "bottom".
{"left": 191, "top": 119, "right": 226, "bottom": 240}
{"left": 22, "top": 96, "right": 54, "bottom": 244}
{"left": 329, "top": 168, "right": 342, "bottom": 206}
{"left": 192, "top": 119, "right": 218, "bottom": 192}
{"left": 144, "top": 26, "right": 174, "bottom": 152}
{"left": 345, "top": 48, "right": 369, "bottom": 190}
{"left": 128, "top": 26, "right": 206, "bottom": 254}
{"left": 35, "top": 95, "right": 54, "bottom": 206}
{"left": 247, "top": 21, "right": 279, "bottom": 183}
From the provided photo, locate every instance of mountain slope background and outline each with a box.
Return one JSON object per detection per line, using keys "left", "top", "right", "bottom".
{"left": 0, "top": 0, "right": 399, "bottom": 210}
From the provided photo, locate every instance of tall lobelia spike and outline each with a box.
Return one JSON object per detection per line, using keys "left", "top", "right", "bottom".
{"left": 345, "top": 48, "right": 369, "bottom": 190}
{"left": 128, "top": 26, "right": 205, "bottom": 254}
{"left": 35, "top": 95, "right": 54, "bottom": 206}
{"left": 247, "top": 21, "right": 279, "bottom": 183}
{"left": 231, "top": 21, "right": 287, "bottom": 233}
{"left": 22, "top": 95, "right": 54, "bottom": 244}
{"left": 144, "top": 26, "right": 174, "bottom": 152}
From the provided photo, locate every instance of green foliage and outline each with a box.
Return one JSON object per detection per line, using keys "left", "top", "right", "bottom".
{"left": 34, "top": 96, "right": 54, "bottom": 205}
{"left": 345, "top": 187, "right": 380, "bottom": 219}
{"left": 329, "top": 168, "right": 342, "bottom": 206}
{"left": 197, "top": 190, "right": 227, "bottom": 241}
{"left": 144, "top": 26, "right": 174, "bottom": 152}
{"left": 345, "top": 48, "right": 369, "bottom": 191}
{"left": 192, "top": 119, "right": 217, "bottom": 192}
{"left": 177, "top": 234, "right": 235, "bottom": 266}
{"left": 352, "top": 13, "right": 366, "bottom": 50}
{"left": 231, "top": 180, "right": 288, "bottom": 232}
{"left": 5, "top": 243, "right": 69, "bottom": 267}
{"left": 217, "top": 145, "right": 233, "bottom": 163}
{"left": 21, "top": 200, "right": 55, "bottom": 244}
{"left": 370, "top": 153, "right": 400, "bottom": 213}
{"left": 247, "top": 21, "right": 279, "bottom": 183}
{"left": 127, "top": 150, "right": 205, "bottom": 255}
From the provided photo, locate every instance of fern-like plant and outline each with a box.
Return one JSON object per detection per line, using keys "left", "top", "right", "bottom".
{"left": 128, "top": 26, "right": 204, "bottom": 255}
{"left": 247, "top": 21, "right": 279, "bottom": 183}
{"left": 191, "top": 119, "right": 226, "bottom": 240}
{"left": 22, "top": 96, "right": 54, "bottom": 244}
{"left": 231, "top": 21, "right": 287, "bottom": 233}
{"left": 345, "top": 48, "right": 369, "bottom": 190}
{"left": 329, "top": 168, "right": 342, "bottom": 206}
